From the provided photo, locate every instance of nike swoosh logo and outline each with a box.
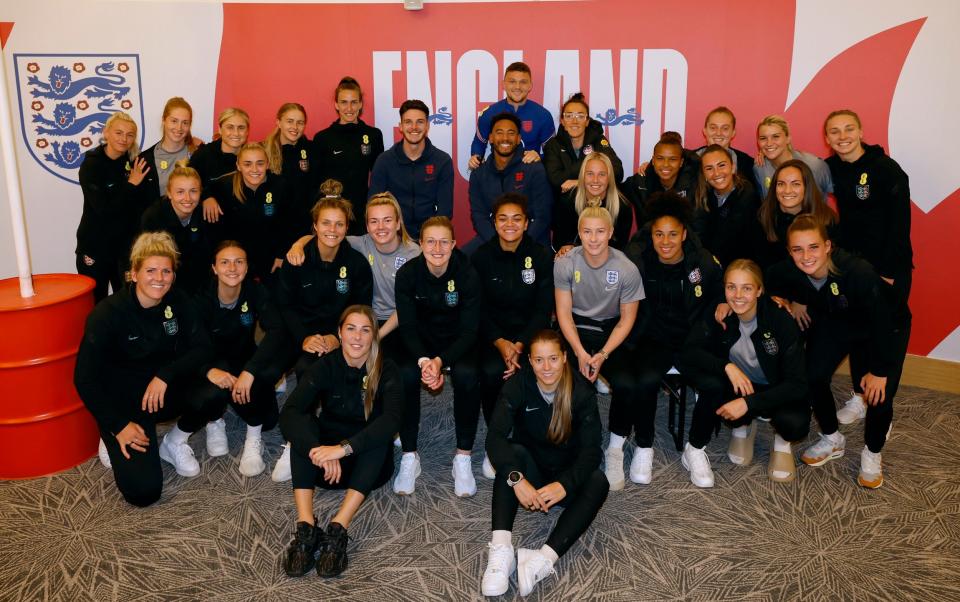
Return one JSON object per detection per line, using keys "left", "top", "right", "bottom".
{"left": 333, "top": 150, "right": 344, "bottom": 155}
{"left": 127, "top": 335, "right": 139, "bottom": 341}
{"left": 302, "top": 283, "right": 313, "bottom": 288}
{"left": 525, "top": 406, "right": 539, "bottom": 412}
{"left": 604, "top": 285, "right": 617, "bottom": 291}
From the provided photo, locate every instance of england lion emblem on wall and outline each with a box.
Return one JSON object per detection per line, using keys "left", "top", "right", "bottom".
{"left": 14, "top": 54, "right": 144, "bottom": 184}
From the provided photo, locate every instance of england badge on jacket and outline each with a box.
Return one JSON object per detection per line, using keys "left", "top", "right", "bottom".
{"left": 14, "top": 54, "right": 144, "bottom": 184}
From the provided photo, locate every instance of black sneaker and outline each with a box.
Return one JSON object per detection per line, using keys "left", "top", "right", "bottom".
{"left": 283, "top": 519, "right": 320, "bottom": 577}
{"left": 316, "top": 522, "right": 350, "bottom": 577}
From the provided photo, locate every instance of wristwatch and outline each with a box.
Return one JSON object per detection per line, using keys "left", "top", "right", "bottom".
{"left": 339, "top": 440, "right": 353, "bottom": 457}
{"left": 507, "top": 471, "right": 524, "bottom": 487}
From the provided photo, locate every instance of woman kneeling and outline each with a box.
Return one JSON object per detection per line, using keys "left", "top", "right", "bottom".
{"left": 279, "top": 305, "right": 402, "bottom": 578}
{"left": 481, "top": 330, "right": 609, "bottom": 597}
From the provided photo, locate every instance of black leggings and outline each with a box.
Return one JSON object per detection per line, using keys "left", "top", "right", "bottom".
{"left": 194, "top": 355, "right": 289, "bottom": 430}
{"left": 683, "top": 372, "right": 810, "bottom": 448}
{"left": 290, "top": 432, "right": 393, "bottom": 496}
{"left": 806, "top": 321, "right": 910, "bottom": 453}
{"left": 577, "top": 328, "right": 639, "bottom": 445}
{"left": 396, "top": 346, "right": 480, "bottom": 453}
{"left": 491, "top": 444, "right": 609, "bottom": 557}
{"left": 76, "top": 252, "right": 125, "bottom": 303}
{"left": 623, "top": 337, "right": 680, "bottom": 447}
{"left": 98, "top": 379, "right": 222, "bottom": 507}
{"left": 478, "top": 343, "right": 520, "bottom": 428}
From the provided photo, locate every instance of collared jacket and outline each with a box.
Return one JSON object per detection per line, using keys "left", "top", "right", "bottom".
{"left": 140, "top": 198, "right": 215, "bottom": 294}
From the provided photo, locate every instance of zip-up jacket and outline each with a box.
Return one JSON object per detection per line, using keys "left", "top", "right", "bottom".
{"left": 275, "top": 241, "right": 373, "bottom": 344}
{"left": 209, "top": 172, "right": 292, "bottom": 279}
{"left": 470, "top": 98, "right": 556, "bottom": 160}
{"left": 470, "top": 234, "right": 554, "bottom": 348}
{"left": 626, "top": 234, "right": 723, "bottom": 346}
{"left": 542, "top": 120, "right": 624, "bottom": 197}
{"left": 279, "top": 136, "right": 320, "bottom": 230}
{"left": 395, "top": 249, "right": 480, "bottom": 365}
{"left": 825, "top": 143, "right": 913, "bottom": 280}
{"left": 140, "top": 198, "right": 215, "bottom": 294}
{"left": 138, "top": 141, "right": 191, "bottom": 202}
{"left": 681, "top": 296, "right": 807, "bottom": 414}
{"left": 188, "top": 140, "right": 238, "bottom": 193}
{"left": 486, "top": 365, "right": 602, "bottom": 494}
{"left": 764, "top": 249, "right": 910, "bottom": 377}
{"left": 468, "top": 149, "right": 553, "bottom": 247}
{"left": 74, "top": 285, "right": 212, "bottom": 436}
{"left": 195, "top": 279, "right": 287, "bottom": 378}
{"left": 751, "top": 208, "right": 840, "bottom": 270}
{"left": 313, "top": 119, "right": 384, "bottom": 229}
{"left": 621, "top": 150, "right": 701, "bottom": 222}
{"left": 368, "top": 137, "right": 453, "bottom": 239}
{"left": 691, "top": 181, "right": 760, "bottom": 269}
{"left": 76, "top": 145, "right": 151, "bottom": 258}
{"left": 280, "top": 352, "right": 403, "bottom": 456}
{"left": 552, "top": 193, "right": 634, "bottom": 250}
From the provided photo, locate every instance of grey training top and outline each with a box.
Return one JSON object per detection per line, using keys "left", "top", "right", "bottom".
{"left": 154, "top": 144, "right": 191, "bottom": 195}
{"left": 729, "top": 315, "right": 768, "bottom": 385}
{"left": 347, "top": 234, "right": 421, "bottom": 321}
{"left": 554, "top": 246, "right": 644, "bottom": 324}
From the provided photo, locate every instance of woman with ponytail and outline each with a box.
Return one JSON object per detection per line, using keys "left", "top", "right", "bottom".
{"left": 481, "top": 330, "right": 609, "bottom": 598}
{"left": 279, "top": 305, "right": 403, "bottom": 579}
{"left": 263, "top": 102, "right": 317, "bottom": 229}
{"left": 139, "top": 97, "right": 200, "bottom": 201}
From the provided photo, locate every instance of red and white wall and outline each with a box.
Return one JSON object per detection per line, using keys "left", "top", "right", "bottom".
{"left": 2, "top": 0, "right": 958, "bottom": 362}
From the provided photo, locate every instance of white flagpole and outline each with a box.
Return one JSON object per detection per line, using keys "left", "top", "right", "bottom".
{"left": 0, "top": 45, "right": 35, "bottom": 298}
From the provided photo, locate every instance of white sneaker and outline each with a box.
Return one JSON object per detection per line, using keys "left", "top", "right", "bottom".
{"left": 394, "top": 452, "right": 421, "bottom": 495}
{"left": 271, "top": 442, "right": 292, "bottom": 482}
{"left": 629, "top": 447, "right": 653, "bottom": 484}
{"left": 481, "top": 454, "right": 496, "bottom": 479}
{"left": 452, "top": 454, "right": 477, "bottom": 497}
{"left": 836, "top": 393, "right": 866, "bottom": 425}
{"left": 393, "top": 435, "right": 402, "bottom": 448}
{"left": 681, "top": 442, "right": 714, "bottom": 488}
{"left": 159, "top": 434, "right": 200, "bottom": 477}
{"left": 238, "top": 436, "right": 266, "bottom": 477}
{"left": 858, "top": 446, "right": 883, "bottom": 489}
{"left": 801, "top": 432, "right": 846, "bottom": 467}
{"left": 604, "top": 446, "right": 625, "bottom": 490}
{"left": 97, "top": 438, "right": 112, "bottom": 469}
{"left": 481, "top": 543, "right": 515, "bottom": 596}
{"left": 205, "top": 418, "right": 229, "bottom": 457}
{"left": 517, "top": 548, "right": 556, "bottom": 596}
{"left": 595, "top": 376, "right": 610, "bottom": 395}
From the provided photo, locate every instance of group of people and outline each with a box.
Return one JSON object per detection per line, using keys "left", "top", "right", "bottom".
{"left": 72, "top": 61, "right": 912, "bottom": 596}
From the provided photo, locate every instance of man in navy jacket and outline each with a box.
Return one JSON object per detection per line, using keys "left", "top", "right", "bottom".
{"left": 369, "top": 99, "right": 454, "bottom": 239}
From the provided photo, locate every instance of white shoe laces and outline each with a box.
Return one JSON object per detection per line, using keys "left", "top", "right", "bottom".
{"left": 486, "top": 543, "right": 513, "bottom": 575}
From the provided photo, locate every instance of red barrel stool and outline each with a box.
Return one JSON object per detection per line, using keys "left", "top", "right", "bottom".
{"left": 0, "top": 274, "right": 97, "bottom": 478}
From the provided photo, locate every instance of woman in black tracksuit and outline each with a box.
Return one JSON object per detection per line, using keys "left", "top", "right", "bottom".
{"left": 824, "top": 110, "right": 914, "bottom": 421}
{"left": 190, "top": 108, "right": 249, "bottom": 204}
{"left": 279, "top": 305, "right": 403, "bottom": 579}
{"left": 393, "top": 216, "right": 482, "bottom": 497}
{"left": 207, "top": 143, "right": 293, "bottom": 284}
{"left": 263, "top": 102, "right": 318, "bottom": 235}
{"left": 754, "top": 159, "right": 838, "bottom": 269}
{"left": 194, "top": 241, "right": 290, "bottom": 478}
{"left": 471, "top": 193, "right": 554, "bottom": 477}
{"left": 623, "top": 193, "right": 723, "bottom": 486}
{"left": 621, "top": 131, "right": 700, "bottom": 223}
{"left": 313, "top": 77, "right": 385, "bottom": 235}
{"left": 680, "top": 259, "right": 809, "bottom": 485}
{"left": 74, "top": 232, "right": 217, "bottom": 507}
{"left": 76, "top": 111, "right": 153, "bottom": 301}
{"left": 480, "top": 329, "right": 608, "bottom": 598}
{"left": 543, "top": 92, "right": 624, "bottom": 248}
{"left": 691, "top": 144, "right": 760, "bottom": 268}
{"left": 140, "top": 166, "right": 215, "bottom": 294}
{"left": 766, "top": 215, "right": 910, "bottom": 489}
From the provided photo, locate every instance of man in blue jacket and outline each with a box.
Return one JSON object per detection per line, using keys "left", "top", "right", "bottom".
{"left": 369, "top": 99, "right": 454, "bottom": 239}
{"left": 468, "top": 62, "right": 555, "bottom": 170}
{"left": 467, "top": 113, "right": 553, "bottom": 250}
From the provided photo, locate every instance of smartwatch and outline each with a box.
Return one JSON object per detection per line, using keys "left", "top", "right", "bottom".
{"left": 507, "top": 471, "right": 524, "bottom": 487}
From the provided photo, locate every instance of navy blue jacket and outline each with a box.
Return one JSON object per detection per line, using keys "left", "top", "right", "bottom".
{"left": 470, "top": 98, "right": 555, "bottom": 160}
{"left": 468, "top": 150, "right": 552, "bottom": 247}
{"left": 368, "top": 137, "right": 453, "bottom": 239}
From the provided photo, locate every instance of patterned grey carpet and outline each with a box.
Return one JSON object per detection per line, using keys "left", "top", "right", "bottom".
{"left": 2, "top": 377, "right": 959, "bottom": 602}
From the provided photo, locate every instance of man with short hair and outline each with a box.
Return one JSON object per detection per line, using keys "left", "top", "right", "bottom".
{"left": 468, "top": 112, "right": 553, "bottom": 249}
{"left": 369, "top": 99, "right": 454, "bottom": 238}
{"left": 469, "top": 62, "right": 555, "bottom": 170}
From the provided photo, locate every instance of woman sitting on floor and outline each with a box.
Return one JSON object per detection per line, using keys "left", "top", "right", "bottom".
{"left": 279, "top": 305, "right": 403, "bottom": 578}
{"left": 481, "top": 329, "right": 609, "bottom": 597}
